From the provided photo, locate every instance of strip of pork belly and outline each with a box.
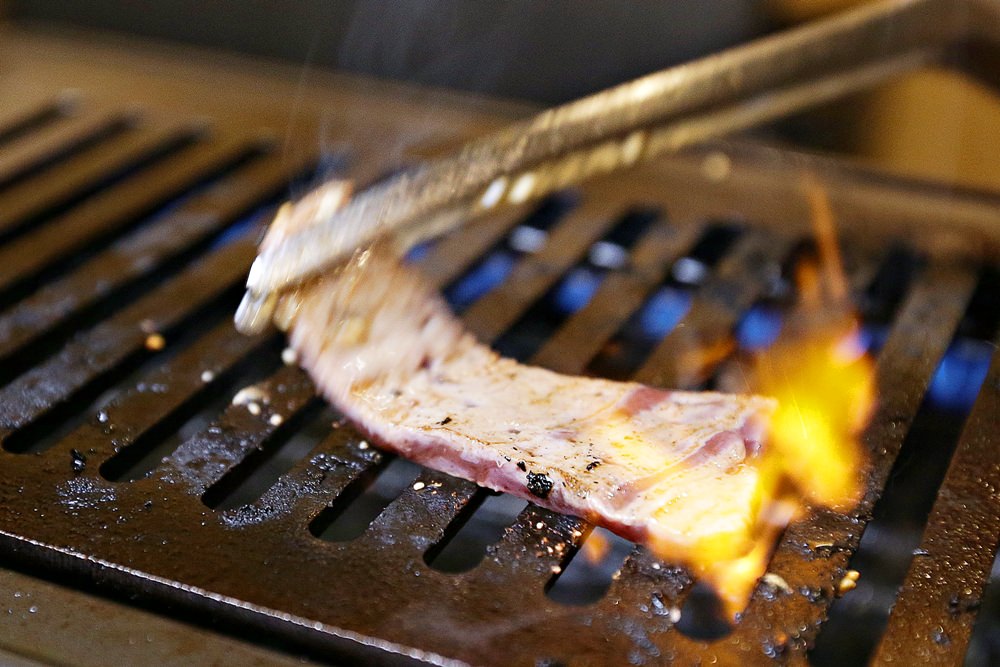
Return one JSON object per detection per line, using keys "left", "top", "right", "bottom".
{"left": 280, "top": 243, "right": 783, "bottom": 603}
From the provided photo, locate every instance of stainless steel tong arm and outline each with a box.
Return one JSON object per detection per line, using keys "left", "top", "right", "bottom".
{"left": 236, "top": 0, "right": 960, "bottom": 334}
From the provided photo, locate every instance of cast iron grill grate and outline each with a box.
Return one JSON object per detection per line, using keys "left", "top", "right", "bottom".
{"left": 0, "top": 82, "right": 999, "bottom": 666}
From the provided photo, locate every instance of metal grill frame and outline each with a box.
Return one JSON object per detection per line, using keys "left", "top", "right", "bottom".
{"left": 0, "top": 9, "right": 999, "bottom": 666}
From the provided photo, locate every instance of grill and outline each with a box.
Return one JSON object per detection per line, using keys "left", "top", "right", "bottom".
{"left": 2, "top": 15, "right": 1000, "bottom": 667}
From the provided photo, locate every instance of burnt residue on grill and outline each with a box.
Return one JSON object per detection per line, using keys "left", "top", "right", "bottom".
{"left": 0, "top": 83, "right": 999, "bottom": 667}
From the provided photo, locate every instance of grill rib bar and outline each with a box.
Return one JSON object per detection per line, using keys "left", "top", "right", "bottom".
{"left": 419, "top": 206, "right": 532, "bottom": 291}
{"left": 0, "top": 117, "right": 200, "bottom": 244}
{"left": 0, "top": 133, "right": 264, "bottom": 304}
{"left": 461, "top": 195, "right": 629, "bottom": 342}
{"left": 634, "top": 231, "right": 793, "bottom": 390}
{"left": 242, "top": 425, "right": 384, "bottom": 529}
{"left": 872, "top": 330, "right": 1000, "bottom": 665}
{"left": 82, "top": 323, "right": 276, "bottom": 478}
{"left": 0, "top": 152, "right": 310, "bottom": 377}
{"left": 0, "top": 96, "right": 70, "bottom": 149}
{"left": 723, "top": 260, "right": 979, "bottom": 660}
{"left": 158, "top": 364, "right": 316, "bottom": 496}
{"left": 532, "top": 220, "right": 703, "bottom": 374}
{"left": 0, "top": 237, "right": 258, "bottom": 449}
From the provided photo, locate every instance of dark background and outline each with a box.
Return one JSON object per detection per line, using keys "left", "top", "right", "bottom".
{"left": 5, "top": 1, "right": 769, "bottom": 104}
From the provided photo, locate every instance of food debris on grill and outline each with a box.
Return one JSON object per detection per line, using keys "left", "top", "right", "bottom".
{"left": 69, "top": 449, "right": 88, "bottom": 473}
{"left": 232, "top": 385, "right": 269, "bottom": 418}
{"left": 144, "top": 333, "right": 166, "bottom": 351}
{"left": 836, "top": 569, "right": 860, "bottom": 596}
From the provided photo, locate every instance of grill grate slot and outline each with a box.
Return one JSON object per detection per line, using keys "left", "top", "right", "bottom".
{"left": 203, "top": 401, "right": 332, "bottom": 511}
{"left": 812, "top": 267, "right": 994, "bottom": 664}
{"left": 309, "top": 456, "right": 423, "bottom": 543}
{"left": 156, "top": 363, "right": 317, "bottom": 495}
{"left": 460, "top": 197, "right": 636, "bottom": 343}
{"left": 97, "top": 329, "right": 284, "bottom": 482}
{"left": 0, "top": 111, "right": 133, "bottom": 193}
{"left": 535, "top": 220, "right": 703, "bottom": 375}
{"left": 0, "top": 118, "right": 200, "bottom": 248}
{"left": 425, "top": 491, "right": 528, "bottom": 573}
{"left": 0, "top": 155, "right": 308, "bottom": 387}
{"left": 872, "top": 328, "right": 1000, "bottom": 664}
{"left": 0, "top": 97, "right": 71, "bottom": 149}
{"left": 442, "top": 193, "right": 576, "bottom": 312}
{"left": 633, "top": 231, "right": 792, "bottom": 389}
{"left": 546, "top": 526, "right": 633, "bottom": 606}
{"left": 493, "top": 207, "right": 659, "bottom": 360}
{"left": 0, "top": 133, "right": 266, "bottom": 309}
{"left": 0, "top": 237, "right": 255, "bottom": 449}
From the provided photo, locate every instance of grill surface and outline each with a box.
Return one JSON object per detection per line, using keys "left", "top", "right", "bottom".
{"left": 1, "top": 23, "right": 1000, "bottom": 667}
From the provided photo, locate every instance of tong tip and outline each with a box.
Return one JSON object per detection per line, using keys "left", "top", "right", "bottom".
{"left": 235, "top": 289, "right": 277, "bottom": 335}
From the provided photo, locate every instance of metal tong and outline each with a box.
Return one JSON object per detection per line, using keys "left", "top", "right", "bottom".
{"left": 235, "top": 0, "right": 965, "bottom": 335}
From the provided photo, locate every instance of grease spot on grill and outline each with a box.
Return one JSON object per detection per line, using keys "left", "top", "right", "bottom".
{"left": 948, "top": 590, "right": 981, "bottom": 615}
{"left": 762, "top": 632, "right": 788, "bottom": 659}
{"left": 798, "top": 585, "right": 826, "bottom": 603}
{"left": 931, "top": 625, "right": 951, "bottom": 645}
{"left": 57, "top": 477, "right": 117, "bottom": 511}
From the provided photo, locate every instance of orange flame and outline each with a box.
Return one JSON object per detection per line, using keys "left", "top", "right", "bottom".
{"left": 581, "top": 530, "right": 610, "bottom": 565}
{"left": 754, "top": 316, "right": 872, "bottom": 511}
{"left": 669, "top": 174, "right": 874, "bottom": 617}
{"left": 753, "top": 174, "right": 873, "bottom": 511}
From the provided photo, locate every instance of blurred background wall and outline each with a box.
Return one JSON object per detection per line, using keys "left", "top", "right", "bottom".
{"left": 3, "top": 1, "right": 767, "bottom": 104}
{"left": 5, "top": 0, "right": 1000, "bottom": 191}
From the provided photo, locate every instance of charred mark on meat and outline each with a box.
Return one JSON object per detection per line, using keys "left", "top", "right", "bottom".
{"left": 437, "top": 416, "right": 453, "bottom": 426}
{"left": 517, "top": 460, "right": 527, "bottom": 472}
{"left": 526, "top": 472, "right": 553, "bottom": 498}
